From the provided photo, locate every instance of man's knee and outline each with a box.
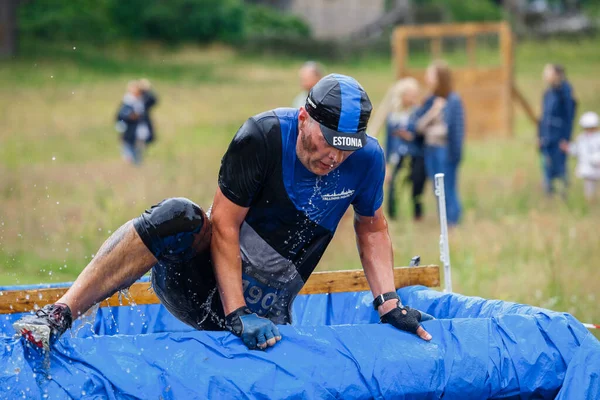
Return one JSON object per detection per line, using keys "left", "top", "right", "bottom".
{"left": 133, "top": 197, "right": 209, "bottom": 259}
{"left": 147, "top": 197, "right": 205, "bottom": 235}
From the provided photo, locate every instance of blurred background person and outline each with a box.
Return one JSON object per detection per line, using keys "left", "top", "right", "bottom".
{"left": 403, "top": 60, "right": 465, "bottom": 226}
{"left": 115, "top": 80, "right": 145, "bottom": 165}
{"left": 560, "top": 111, "right": 600, "bottom": 202}
{"left": 138, "top": 78, "right": 158, "bottom": 147}
{"left": 538, "top": 63, "right": 577, "bottom": 197}
{"left": 377, "top": 78, "right": 426, "bottom": 221}
{"left": 292, "top": 61, "right": 323, "bottom": 108}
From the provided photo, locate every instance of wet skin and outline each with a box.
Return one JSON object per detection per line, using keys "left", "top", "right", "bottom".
{"left": 295, "top": 107, "right": 352, "bottom": 176}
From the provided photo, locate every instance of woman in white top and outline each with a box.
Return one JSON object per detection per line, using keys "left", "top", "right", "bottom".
{"left": 560, "top": 111, "right": 600, "bottom": 201}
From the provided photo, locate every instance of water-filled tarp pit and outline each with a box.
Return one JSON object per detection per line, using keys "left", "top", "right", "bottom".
{"left": 0, "top": 284, "right": 599, "bottom": 399}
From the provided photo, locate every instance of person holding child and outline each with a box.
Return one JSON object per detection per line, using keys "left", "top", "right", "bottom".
{"left": 400, "top": 61, "right": 465, "bottom": 226}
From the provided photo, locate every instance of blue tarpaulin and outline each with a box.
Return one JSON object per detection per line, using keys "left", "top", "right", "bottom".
{"left": 1, "top": 284, "right": 599, "bottom": 399}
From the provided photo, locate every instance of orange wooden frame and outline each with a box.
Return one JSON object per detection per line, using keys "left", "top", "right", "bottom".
{"left": 392, "top": 22, "right": 515, "bottom": 138}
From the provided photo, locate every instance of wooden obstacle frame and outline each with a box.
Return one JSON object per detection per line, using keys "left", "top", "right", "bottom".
{"left": 393, "top": 22, "right": 526, "bottom": 139}
{"left": 0, "top": 266, "right": 440, "bottom": 314}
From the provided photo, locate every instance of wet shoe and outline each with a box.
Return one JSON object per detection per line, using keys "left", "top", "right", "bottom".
{"left": 13, "top": 303, "right": 72, "bottom": 351}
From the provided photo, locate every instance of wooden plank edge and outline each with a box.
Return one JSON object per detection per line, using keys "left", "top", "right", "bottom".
{"left": 0, "top": 266, "right": 440, "bottom": 314}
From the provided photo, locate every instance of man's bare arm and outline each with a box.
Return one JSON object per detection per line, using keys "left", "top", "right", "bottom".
{"left": 211, "top": 188, "right": 281, "bottom": 349}
{"left": 354, "top": 207, "right": 432, "bottom": 341}
{"left": 210, "top": 187, "right": 250, "bottom": 315}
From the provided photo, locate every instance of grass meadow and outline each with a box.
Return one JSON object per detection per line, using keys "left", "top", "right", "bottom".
{"left": 1, "top": 38, "right": 599, "bottom": 337}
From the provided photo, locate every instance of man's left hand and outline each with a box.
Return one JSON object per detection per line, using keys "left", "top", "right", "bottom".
{"left": 381, "top": 305, "right": 433, "bottom": 341}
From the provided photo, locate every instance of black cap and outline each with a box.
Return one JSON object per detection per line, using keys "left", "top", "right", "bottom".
{"left": 305, "top": 74, "right": 372, "bottom": 151}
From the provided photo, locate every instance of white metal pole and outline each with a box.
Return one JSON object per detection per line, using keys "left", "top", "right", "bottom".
{"left": 434, "top": 173, "right": 453, "bottom": 293}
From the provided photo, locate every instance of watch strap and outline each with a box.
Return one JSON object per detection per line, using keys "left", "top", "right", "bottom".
{"left": 372, "top": 292, "right": 399, "bottom": 310}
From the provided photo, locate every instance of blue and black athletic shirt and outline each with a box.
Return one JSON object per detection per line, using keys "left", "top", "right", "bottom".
{"left": 218, "top": 108, "right": 385, "bottom": 323}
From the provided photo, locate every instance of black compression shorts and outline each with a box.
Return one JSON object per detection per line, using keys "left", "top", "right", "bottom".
{"left": 133, "top": 198, "right": 227, "bottom": 331}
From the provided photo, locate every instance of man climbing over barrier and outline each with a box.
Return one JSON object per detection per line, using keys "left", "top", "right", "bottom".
{"left": 14, "top": 74, "right": 432, "bottom": 351}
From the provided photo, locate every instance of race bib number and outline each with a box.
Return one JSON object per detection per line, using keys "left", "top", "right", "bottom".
{"left": 242, "top": 275, "right": 279, "bottom": 316}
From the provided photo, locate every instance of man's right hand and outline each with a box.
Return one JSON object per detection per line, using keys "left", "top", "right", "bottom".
{"left": 225, "top": 306, "right": 282, "bottom": 350}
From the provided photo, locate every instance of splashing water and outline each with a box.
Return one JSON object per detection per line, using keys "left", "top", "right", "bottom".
{"left": 70, "top": 303, "right": 100, "bottom": 338}
{"left": 117, "top": 288, "right": 137, "bottom": 307}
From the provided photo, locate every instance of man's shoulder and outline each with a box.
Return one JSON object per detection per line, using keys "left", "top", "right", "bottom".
{"left": 235, "top": 110, "right": 278, "bottom": 141}
{"left": 347, "top": 135, "right": 384, "bottom": 166}
{"left": 362, "top": 135, "right": 384, "bottom": 156}
{"left": 246, "top": 108, "right": 297, "bottom": 135}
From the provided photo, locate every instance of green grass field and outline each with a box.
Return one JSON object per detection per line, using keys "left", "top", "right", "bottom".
{"left": 1, "top": 38, "right": 599, "bottom": 336}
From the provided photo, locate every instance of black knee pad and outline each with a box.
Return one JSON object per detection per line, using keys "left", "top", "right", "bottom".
{"left": 133, "top": 197, "right": 207, "bottom": 260}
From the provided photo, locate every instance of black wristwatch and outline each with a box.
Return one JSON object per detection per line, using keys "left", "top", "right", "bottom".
{"left": 372, "top": 292, "right": 399, "bottom": 310}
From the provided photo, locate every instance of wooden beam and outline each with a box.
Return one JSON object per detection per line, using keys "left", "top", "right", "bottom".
{"left": 499, "top": 21, "right": 515, "bottom": 137}
{"left": 300, "top": 265, "right": 439, "bottom": 295}
{"left": 0, "top": 266, "right": 440, "bottom": 314}
{"left": 512, "top": 84, "right": 539, "bottom": 126}
{"left": 431, "top": 37, "right": 442, "bottom": 60}
{"left": 466, "top": 35, "right": 477, "bottom": 67}
{"left": 392, "top": 28, "right": 408, "bottom": 78}
{"left": 396, "top": 22, "right": 505, "bottom": 39}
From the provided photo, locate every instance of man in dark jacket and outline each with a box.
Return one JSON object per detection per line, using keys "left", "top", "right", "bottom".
{"left": 539, "top": 64, "right": 577, "bottom": 195}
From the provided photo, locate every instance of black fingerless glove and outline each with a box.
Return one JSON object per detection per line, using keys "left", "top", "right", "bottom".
{"left": 380, "top": 305, "right": 422, "bottom": 334}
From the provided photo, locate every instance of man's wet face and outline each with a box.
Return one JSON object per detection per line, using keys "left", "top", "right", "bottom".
{"left": 297, "top": 118, "right": 351, "bottom": 176}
